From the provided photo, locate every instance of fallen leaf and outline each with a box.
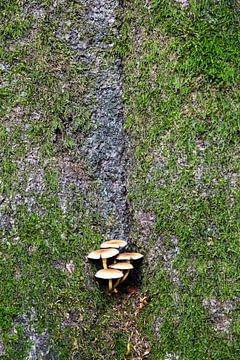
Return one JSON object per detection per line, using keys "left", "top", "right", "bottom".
{"left": 140, "top": 295, "right": 150, "bottom": 304}
{"left": 143, "top": 349, "right": 151, "bottom": 357}
{"left": 127, "top": 287, "right": 138, "bottom": 295}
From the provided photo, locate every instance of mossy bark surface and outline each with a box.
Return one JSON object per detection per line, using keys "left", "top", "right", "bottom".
{"left": 0, "top": 1, "right": 129, "bottom": 358}
{"left": 0, "top": 1, "right": 240, "bottom": 359}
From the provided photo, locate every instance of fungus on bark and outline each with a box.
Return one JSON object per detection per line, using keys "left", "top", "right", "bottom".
{"left": 87, "top": 248, "right": 119, "bottom": 269}
{"left": 95, "top": 268, "right": 123, "bottom": 293}
{"left": 109, "top": 262, "right": 133, "bottom": 283}
{"left": 100, "top": 239, "right": 127, "bottom": 249}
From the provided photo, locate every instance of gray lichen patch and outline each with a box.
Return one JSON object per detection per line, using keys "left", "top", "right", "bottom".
{"left": 202, "top": 298, "right": 237, "bottom": 335}
{"left": 147, "top": 234, "right": 180, "bottom": 288}
{"left": 17, "top": 309, "right": 52, "bottom": 360}
{"left": 175, "top": 0, "right": 189, "bottom": 7}
{"left": 0, "top": 340, "right": 5, "bottom": 357}
{"left": 165, "top": 353, "right": 179, "bottom": 360}
{"left": 135, "top": 210, "right": 156, "bottom": 239}
{"left": 79, "top": 0, "right": 130, "bottom": 239}
{"left": 55, "top": 1, "right": 130, "bottom": 239}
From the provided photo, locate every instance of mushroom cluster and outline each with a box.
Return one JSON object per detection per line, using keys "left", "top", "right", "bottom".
{"left": 87, "top": 240, "right": 143, "bottom": 294}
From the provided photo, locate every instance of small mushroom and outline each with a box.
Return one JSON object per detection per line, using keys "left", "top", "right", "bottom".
{"left": 109, "top": 262, "right": 133, "bottom": 284}
{"left": 116, "top": 252, "right": 144, "bottom": 262}
{"left": 95, "top": 269, "right": 123, "bottom": 293}
{"left": 100, "top": 239, "right": 127, "bottom": 249}
{"left": 87, "top": 248, "right": 119, "bottom": 269}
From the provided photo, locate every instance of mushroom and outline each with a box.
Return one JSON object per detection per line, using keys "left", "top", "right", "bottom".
{"left": 95, "top": 269, "right": 123, "bottom": 293}
{"left": 116, "top": 252, "right": 144, "bottom": 262}
{"left": 109, "top": 262, "right": 133, "bottom": 284}
{"left": 87, "top": 248, "right": 119, "bottom": 269}
{"left": 100, "top": 239, "right": 127, "bottom": 249}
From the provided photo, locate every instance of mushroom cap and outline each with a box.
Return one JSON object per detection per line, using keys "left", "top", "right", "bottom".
{"left": 87, "top": 248, "right": 119, "bottom": 260}
{"left": 95, "top": 269, "right": 123, "bottom": 280}
{"left": 100, "top": 239, "right": 127, "bottom": 249}
{"left": 116, "top": 252, "right": 144, "bottom": 261}
{"left": 109, "top": 262, "right": 133, "bottom": 270}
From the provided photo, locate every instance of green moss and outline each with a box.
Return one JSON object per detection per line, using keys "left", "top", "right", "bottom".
{"left": 0, "top": 187, "right": 104, "bottom": 356}
{"left": 114, "top": 331, "right": 128, "bottom": 359}
{"left": 121, "top": 0, "right": 240, "bottom": 358}
{"left": 1, "top": 0, "right": 240, "bottom": 358}
{"left": 0, "top": 2, "right": 108, "bottom": 358}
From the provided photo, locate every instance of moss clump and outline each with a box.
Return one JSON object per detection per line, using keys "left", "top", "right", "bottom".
{"left": 114, "top": 331, "right": 128, "bottom": 359}
{"left": 0, "top": 1, "right": 108, "bottom": 358}
{"left": 120, "top": 0, "right": 240, "bottom": 358}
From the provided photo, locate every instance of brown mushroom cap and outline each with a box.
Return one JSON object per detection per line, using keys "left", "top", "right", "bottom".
{"left": 87, "top": 248, "right": 119, "bottom": 260}
{"left": 100, "top": 240, "right": 127, "bottom": 249}
{"left": 95, "top": 269, "right": 123, "bottom": 279}
{"left": 116, "top": 252, "right": 144, "bottom": 261}
{"left": 109, "top": 262, "right": 133, "bottom": 270}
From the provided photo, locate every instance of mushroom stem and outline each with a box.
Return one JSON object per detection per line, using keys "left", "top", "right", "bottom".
{"left": 121, "top": 270, "right": 130, "bottom": 283}
{"left": 108, "top": 279, "right": 113, "bottom": 292}
{"left": 102, "top": 258, "right": 107, "bottom": 269}
{"left": 113, "top": 278, "right": 122, "bottom": 290}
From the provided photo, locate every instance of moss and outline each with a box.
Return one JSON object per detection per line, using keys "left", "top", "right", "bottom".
{"left": 114, "top": 331, "right": 129, "bottom": 359}
{"left": 1, "top": 0, "right": 240, "bottom": 358}
{"left": 0, "top": 2, "right": 109, "bottom": 358}
{"left": 121, "top": 0, "right": 240, "bottom": 358}
{"left": 0, "top": 188, "right": 104, "bottom": 355}
{"left": 0, "top": 1, "right": 137, "bottom": 358}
